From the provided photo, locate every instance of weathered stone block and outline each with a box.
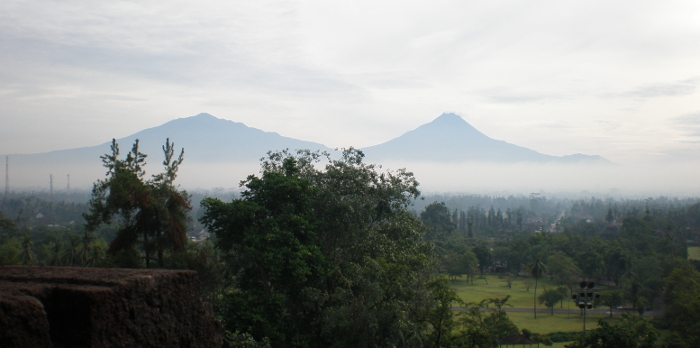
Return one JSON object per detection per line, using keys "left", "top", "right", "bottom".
{"left": 0, "top": 267, "right": 223, "bottom": 348}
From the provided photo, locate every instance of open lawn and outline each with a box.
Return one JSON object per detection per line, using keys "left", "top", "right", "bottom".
{"left": 450, "top": 275, "right": 619, "bottom": 334}
{"left": 688, "top": 246, "right": 700, "bottom": 260}
{"left": 452, "top": 274, "right": 562, "bottom": 309}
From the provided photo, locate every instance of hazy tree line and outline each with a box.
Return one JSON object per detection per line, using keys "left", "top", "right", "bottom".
{"left": 3, "top": 141, "right": 700, "bottom": 347}
{"left": 419, "top": 193, "right": 700, "bottom": 347}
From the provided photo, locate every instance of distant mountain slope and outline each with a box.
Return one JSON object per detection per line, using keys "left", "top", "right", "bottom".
{"left": 361, "top": 113, "right": 610, "bottom": 164}
{"left": 10, "top": 113, "right": 332, "bottom": 166}
{"left": 113, "top": 113, "right": 332, "bottom": 163}
{"left": 3, "top": 113, "right": 332, "bottom": 188}
{"left": 3, "top": 112, "right": 610, "bottom": 189}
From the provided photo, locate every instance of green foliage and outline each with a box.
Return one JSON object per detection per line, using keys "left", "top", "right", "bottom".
{"left": 421, "top": 202, "right": 455, "bottom": 242}
{"left": 545, "top": 331, "right": 582, "bottom": 343}
{"left": 598, "top": 290, "right": 623, "bottom": 318}
{"left": 521, "top": 328, "right": 553, "bottom": 346}
{"left": 454, "top": 296, "right": 519, "bottom": 347}
{"left": 0, "top": 212, "right": 16, "bottom": 233}
{"left": 547, "top": 253, "right": 581, "bottom": 285}
{"left": 565, "top": 314, "right": 658, "bottom": 348}
{"left": 223, "top": 331, "right": 271, "bottom": 348}
{"left": 422, "top": 277, "right": 463, "bottom": 348}
{"left": 0, "top": 237, "right": 21, "bottom": 265}
{"left": 472, "top": 244, "right": 493, "bottom": 275}
{"left": 201, "top": 149, "right": 436, "bottom": 348}
{"left": 84, "top": 138, "right": 191, "bottom": 268}
{"left": 661, "top": 263, "right": 700, "bottom": 347}
{"left": 443, "top": 249, "right": 478, "bottom": 282}
{"left": 539, "top": 288, "right": 566, "bottom": 315}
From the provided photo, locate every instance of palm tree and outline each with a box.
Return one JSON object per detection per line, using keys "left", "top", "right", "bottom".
{"left": 527, "top": 255, "right": 548, "bottom": 318}
{"left": 79, "top": 230, "right": 95, "bottom": 266}
{"left": 48, "top": 241, "right": 63, "bottom": 266}
{"left": 63, "top": 234, "right": 81, "bottom": 267}
{"left": 20, "top": 235, "right": 35, "bottom": 265}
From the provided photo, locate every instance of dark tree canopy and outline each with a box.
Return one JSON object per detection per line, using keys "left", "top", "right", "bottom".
{"left": 84, "top": 138, "right": 190, "bottom": 268}
{"left": 201, "top": 149, "right": 438, "bottom": 348}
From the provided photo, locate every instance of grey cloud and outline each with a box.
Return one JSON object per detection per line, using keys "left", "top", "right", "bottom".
{"left": 622, "top": 78, "right": 698, "bottom": 99}
{"left": 539, "top": 122, "right": 573, "bottom": 130}
{"left": 594, "top": 119, "right": 621, "bottom": 132}
{"left": 485, "top": 95, "right": 547, "bottom": 104}
{"left": 673, "top": 112, "right": 700, "bottom": 137}
{"left": 479, "top": 89, "right": 552, "bottom": 104}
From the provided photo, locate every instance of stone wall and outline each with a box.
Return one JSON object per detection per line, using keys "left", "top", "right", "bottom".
{"left": 0, "top": 266, "right": 223, "bottom": 348}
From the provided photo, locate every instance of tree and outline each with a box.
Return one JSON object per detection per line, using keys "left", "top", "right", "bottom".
{"left": 0, "top": 212, "right": 16, "bottom": 234}
{"left": 547, "top": 253, "right": 581, "bottom": 285}
{"left": 576, "top": 248, "right": 605, "bottom": 281}
{"left": 19, "top": 235, "right": 35, "bottom": 266}
{"left": 78, "top": 230, "right": 96, "bottom": 266}
{"left": 455, "top": 296, "right": 519, "bottom": 347}
{"left": 0, "top": 237, "right": 21, "bottom": 265}
{"left": 84, "top": 138, "right": 190, "bottom": 268}
{"left": 472, "top": 244, "right": 493, "bottom": 275}
{"left": 661, "top": 263, "right": 700, "bottom": 347}
{"left": 444, "top": 249, "right": 478, "bottom": 282}
{"left": 423, "top": 277, "right": 463, "bottom": 348}
{"left": 421, "top": 202, "right": 455, "bottom": 242}
{"left": 566, "top": 313, "right": 658, "bottom": 348}
{"left": 603, "top": 244, "right": 627, "bottom": 286}
{"left": 538, "top": 288, "right": 564, "bottom": 315}
{"left": 527, "top": 255, "right": 548, "bottom": 318}
{"left": 201, "top": 157, "right": 326, "bottom": 346}
{"left": 598, "top": 290, "right": 623, "bottom": 318}
{"left": 201, "top": 149, "right": 437, "bottom": 348}
{"left": 63, "top": 234, "right": 80, "bottom": 266}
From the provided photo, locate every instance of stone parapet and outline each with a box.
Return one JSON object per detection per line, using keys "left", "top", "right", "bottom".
{"left": 0, "top": 266, "right": 223, "bottom": 348}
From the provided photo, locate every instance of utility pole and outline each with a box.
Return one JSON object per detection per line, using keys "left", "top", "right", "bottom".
{"left": 50, "top": 174, "right": 53, "bottom": 201}
{"left": 66, "top": 174, "right": 70, "bottom": 202}
{"left": 572, "top": 281, "right": 600, "bottom": 332}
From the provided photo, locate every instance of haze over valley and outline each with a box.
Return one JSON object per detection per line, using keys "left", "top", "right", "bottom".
{"left": 4, "top": 112, "right": 699, "bottom": 196}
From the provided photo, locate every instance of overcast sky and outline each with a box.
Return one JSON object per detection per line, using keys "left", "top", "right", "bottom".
{"left": 2, "top": 0, "right": 700, "bottom": 165}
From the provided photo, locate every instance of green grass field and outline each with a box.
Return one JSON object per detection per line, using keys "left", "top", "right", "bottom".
{"left": 549, "top": 343, "right": 572, "bottom": 348}
{"left": 450, "top": 275, "right": 617, "bottom": 335}
{"left": 688, "top": 246, "right": 700, "bottom": 260}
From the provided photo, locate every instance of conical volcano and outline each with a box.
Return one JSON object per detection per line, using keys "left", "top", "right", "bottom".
{"left": 361, "top": 113, "right": 604, "bottom": 163}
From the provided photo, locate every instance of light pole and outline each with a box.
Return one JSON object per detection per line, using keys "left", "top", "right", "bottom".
{"left": 571, "top": 281, "right": 599, "bottom": 332}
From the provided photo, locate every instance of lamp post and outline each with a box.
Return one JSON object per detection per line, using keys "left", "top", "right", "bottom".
{"left": 571, "top": 281, "right": 599, "bottom": 332}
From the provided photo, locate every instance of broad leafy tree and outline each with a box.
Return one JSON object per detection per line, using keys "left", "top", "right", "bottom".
{"left": 566, "top": 314, "right": 658, "bottom": 348}
{"left": 421, "top": 202, "right": 456, "bottom": 242}
{"left": 661, "top": 263, "right": 700, "bottom": 347}
{"left": 598, "top": 290, "right": 623, "bottom": 318}
{"left": 454, "top": 296, "right": 519, "bottom": 347}
{"left": 547, "top": 253, "right": 581, "bottom": 285}
{"left": 538, "top": 288, "right": 563, "bottom": 315}
{"left": 201, "top": 149, "right": 438, "bottom": 348}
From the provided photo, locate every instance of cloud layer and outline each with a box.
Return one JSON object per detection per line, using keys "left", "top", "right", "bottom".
{"left": 2, "top": 0, "right": 700, "bottom": 167}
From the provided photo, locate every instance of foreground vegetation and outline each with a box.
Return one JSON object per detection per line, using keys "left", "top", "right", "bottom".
{"left": 2, "top": 140, "right": 700, "bottom": 347}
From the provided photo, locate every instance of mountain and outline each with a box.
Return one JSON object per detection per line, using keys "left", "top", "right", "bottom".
{"left": 109, "top": 113, "right": 332, "bottom": 163}
{"left": 3, "top": 112, "right": 610, "bottom": 189}
{"left": 4, "top": 113, "right": 332, "bottom": 188}
{"left": 10, "top": 113, "right": 332, "bottom": 164}
{"left": 361, "top": 113, "right": 610, "bottom": 164}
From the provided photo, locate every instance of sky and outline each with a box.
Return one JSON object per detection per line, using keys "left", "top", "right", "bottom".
{"left": 2, "top": 0, "right": 700, "bottom": 166}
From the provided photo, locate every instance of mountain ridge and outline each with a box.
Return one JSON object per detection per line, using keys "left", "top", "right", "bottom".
{"left": 2, "top": 112, "right": 611, "bottom": 189}
{"left": 360, "top": 113, "right": 609, "bottom": 164}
